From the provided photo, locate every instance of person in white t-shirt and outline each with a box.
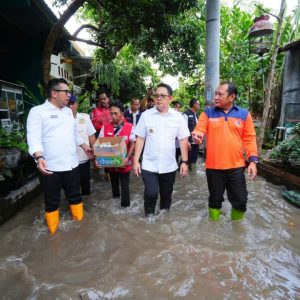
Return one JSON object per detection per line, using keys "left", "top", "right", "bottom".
{"left": 68, "top": 95, "right": 96, "bottom": 196}
{"left": 133, "top": 83, "right": 190, "bottom": 216}
{"left": 27, "top": 78, "right": 93, "bottom": 234}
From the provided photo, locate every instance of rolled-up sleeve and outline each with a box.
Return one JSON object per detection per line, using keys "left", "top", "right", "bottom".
{"left": 27, "top": 108, "right": 43, "bottom": 156}
{"left": 177, "top": 115, "right": 190, "bottom": 140}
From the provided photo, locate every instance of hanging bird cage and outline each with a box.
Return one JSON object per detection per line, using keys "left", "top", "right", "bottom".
{"left": 249, "top": 15, "right": 273, "bottom": 56}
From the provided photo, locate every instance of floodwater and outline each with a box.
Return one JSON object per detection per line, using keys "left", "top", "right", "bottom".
{"left": 0, "top": 162, "right": 299, "bottom": 300}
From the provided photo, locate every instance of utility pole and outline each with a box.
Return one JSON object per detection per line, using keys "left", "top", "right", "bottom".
{"left": 205, "top": 0, "right": 220, "bottom": 106}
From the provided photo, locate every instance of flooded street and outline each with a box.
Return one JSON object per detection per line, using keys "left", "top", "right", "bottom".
{"left": 0, "top": 162, "right": 299, "bottom": 299}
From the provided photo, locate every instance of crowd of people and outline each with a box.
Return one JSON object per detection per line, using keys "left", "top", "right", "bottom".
{"left": 26, "top": 78, "right": 258, "bottom": 234}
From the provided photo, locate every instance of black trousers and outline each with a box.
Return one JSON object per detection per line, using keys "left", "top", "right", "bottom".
{"left": 206, "top": 167, "right": 248, "bottom": 212}
{"left": 79, "top": 160, "right": 91, "bottom": 196}
{"left": 109, "top": 171, "right": 130, "bottom": 207}
{"left": 40, "top": 167, "right": 82, "bottom": 212}
{"left": 189, "top": 144, "right": 199, "bottom": 164}
{"left": 141, "top": 170, "right": 176, "bottom": 215}
{"left": 175, "top": 147, "right": 181, "bottom": 164}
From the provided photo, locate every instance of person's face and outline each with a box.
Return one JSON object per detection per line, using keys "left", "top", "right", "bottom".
{"left": 147, "top": 99, "right": 154, "bottom": 109}
{"left": 174, "top": 103, "right": 181, "bottom": 112}
{"left": 193, "top": 100, "right": 200, "bottom": 112}
{"left": 69, "top": 102, "right": 78, "bottom": 116}
{"left": 153, "top": 87, "right": 172, "bottom": 111}
{"left": 131, "top": 99, "right": 140, "bottom": 112}
{"left": 98, "top": 93, "right": 110, "bottom": 108}
{"left": 110, "top": 106, "right": 123, "bottom": 124}
{"left": 214, "top": 84, "right": 235, "bottom": 110}
{"left": 52, "top": 83, "right": 70, "bottom": 108}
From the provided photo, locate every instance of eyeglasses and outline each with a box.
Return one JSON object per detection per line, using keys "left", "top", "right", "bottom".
{"left": 54, "top": 89, "right": 71, "bottom": 95}
{"left": 152, "top": 94, "right": 169, "bottom": 100}
{"left": 110, "top": 112, "right": 121, "bottom": 115}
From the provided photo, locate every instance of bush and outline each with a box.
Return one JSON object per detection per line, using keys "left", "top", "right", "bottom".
{"left": 0, "top": 128, "right": 28, "bottom": 153}
{"left": 270, "top": 123, "right": 300, "bottom": 165}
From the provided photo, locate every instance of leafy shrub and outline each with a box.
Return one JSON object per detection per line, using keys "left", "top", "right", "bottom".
{"left": 0, "top": 128, "right": 28, "bottom": 152}
{"left": 270, "top": 123, "right": 300, "bottom": 165}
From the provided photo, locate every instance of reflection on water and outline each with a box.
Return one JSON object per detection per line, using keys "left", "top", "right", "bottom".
{"left": 0, "top": 162, "right": 299, "bottom": 299}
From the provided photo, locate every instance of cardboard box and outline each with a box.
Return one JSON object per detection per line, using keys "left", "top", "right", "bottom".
{"left": 93, "top": 136, "right": 127, "bottom": 167}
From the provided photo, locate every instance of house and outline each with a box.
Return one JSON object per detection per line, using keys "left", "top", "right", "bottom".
{"left": 0, "top": 0, "right": 91, "bottom": 116}
{"left": 278, "top": 39, "right": 300, "bottom": 127}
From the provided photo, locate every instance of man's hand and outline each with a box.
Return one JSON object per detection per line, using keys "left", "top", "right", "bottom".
{"left": 93, "top": 158, "right": 101, "bottom": 169}
{"left": 133, "top": 160, "right": 141, "bottom": 177}
{"left": 37, "top": 158, "right": 53, "bottom": 175}
{"left": 180, "top": 163, "right": 189, "bottom": 177}
{"left": 247, "top": 162, "right": 257, "bottom": 180}
{"left": 191, "top": 132, "right": 204, "bottom": 144}
{"left": 81, "top": 143, "right": 94, "bottom": 159}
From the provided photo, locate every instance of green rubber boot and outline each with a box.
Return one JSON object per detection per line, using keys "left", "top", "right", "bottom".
{"left": 189, "top": 163, "right": 197, "bottom": 172}
{"left": 209, "top": 208, "right": 220, "bottom": 221}
{"left": 231, "top": 208, "right": 245, "bottom": 221}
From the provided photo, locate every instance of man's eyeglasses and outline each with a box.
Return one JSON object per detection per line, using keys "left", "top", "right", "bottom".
{"left": 110, "top": 112, "right": 121, "bottom": 115}
{"left": 54, "top": 89, "right": 71, "bottom": 95}
{"left": 152, "top": 94, "right": 169, "bottom": 100}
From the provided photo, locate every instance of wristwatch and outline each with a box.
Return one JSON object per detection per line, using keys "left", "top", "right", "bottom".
{"left": 181, "top": 160, "right": 189, "bottom": 165}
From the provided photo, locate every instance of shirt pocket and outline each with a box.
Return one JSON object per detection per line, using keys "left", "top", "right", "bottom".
{"left": 165, "top": 121, "right": 178, "bottom": 138}
{"left": 145, "top": 121, "right": 158, "bottom": 136}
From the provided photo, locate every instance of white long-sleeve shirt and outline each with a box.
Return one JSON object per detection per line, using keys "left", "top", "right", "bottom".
{"left": 27, "top": 100, "right": 84, "bottom": 171}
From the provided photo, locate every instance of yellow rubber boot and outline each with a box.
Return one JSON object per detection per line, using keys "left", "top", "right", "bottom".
{"left": 45, "top": 210, "right": 59, "bottom": 234}
{"left": 70, "top": 203, "right": 83, "bottom": 221}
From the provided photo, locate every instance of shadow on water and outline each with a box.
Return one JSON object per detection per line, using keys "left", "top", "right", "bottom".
{"left": 0, "top": 161, "right": 299, "bottom": 299}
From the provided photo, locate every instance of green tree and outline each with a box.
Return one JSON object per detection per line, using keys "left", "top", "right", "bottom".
{"left": 43, "top": 0, "right": 198, "bottom": 86}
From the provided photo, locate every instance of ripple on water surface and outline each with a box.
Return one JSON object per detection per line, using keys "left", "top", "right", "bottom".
{"left": 0, "top": 166, "right": 299, "bottom": 299}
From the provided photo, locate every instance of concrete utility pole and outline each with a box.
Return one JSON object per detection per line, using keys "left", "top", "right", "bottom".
{"left": 205, "top": 0, "right": 220, "bottom": 106}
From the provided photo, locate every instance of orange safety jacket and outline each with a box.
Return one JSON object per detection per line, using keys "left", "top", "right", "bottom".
{"left": 193, "top": 105, "right": 258, "bottom": 170}
{"left": 103, "top": 121, "right": 133, "bottom": 173}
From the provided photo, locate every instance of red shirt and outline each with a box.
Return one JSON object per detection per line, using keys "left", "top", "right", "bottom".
{"left": 91, "top": 107, "right": 111, "bottom": 132}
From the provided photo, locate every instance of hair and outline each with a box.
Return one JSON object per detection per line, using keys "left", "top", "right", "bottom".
{"left": 156, "top": 83, "right": 173, "bottom": 96}
{"left": 171, "top": 101, "right": 178, "bottom": 107}
{"left": 97, "top": 90, "right": 109, "bottom": 99}
{"left": 221, "top": 81, "right": 238, "bottom": 97}
{"left": 189, "top": 98, "right": 198, "bottom": 108}
{"left": 131, "top": 98, "right": 140, "bottom": 103}
{"left": 109, "top": 100, "right": 125, "bottom": 113}
{"left": 47, "top": 78, "right": 68, "bottom": 98}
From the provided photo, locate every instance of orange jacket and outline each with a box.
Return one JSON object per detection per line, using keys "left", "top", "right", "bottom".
{"left": 193, "top": 105, "right": 258, "bottom": 169}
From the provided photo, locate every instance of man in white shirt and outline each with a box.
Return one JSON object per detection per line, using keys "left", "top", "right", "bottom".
{"left": 27, "top": 78, "right": 93, "bottom": 234}
{"left": 68, "top": 95, "right": 96, "bottom": 196}
{"left": 133, "top": 83, "right": 190, "bottom": 216}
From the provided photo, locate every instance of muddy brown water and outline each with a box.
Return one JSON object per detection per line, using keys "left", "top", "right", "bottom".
{"left": 0, "top": 163, "right": 299, "bottom": 299}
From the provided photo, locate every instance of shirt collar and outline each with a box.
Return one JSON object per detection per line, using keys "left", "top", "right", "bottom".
{"left": 153, "top": 106, "right": 175, "bottom": 115}
{"left": 215, "top": 104, "right": 239, "bottom": 113}
{"left": 45, "top": 99, "right": 62, "bottom": 110}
